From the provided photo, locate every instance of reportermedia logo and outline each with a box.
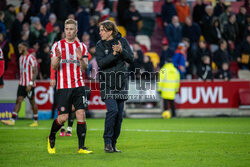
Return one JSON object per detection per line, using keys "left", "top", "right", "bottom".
{"left": 88, "top": 68, "right": 161, "bottom": 100}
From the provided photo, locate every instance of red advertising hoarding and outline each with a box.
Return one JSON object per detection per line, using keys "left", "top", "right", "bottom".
{"left": 175, "top": 80, "right": 250, "bottom": 109}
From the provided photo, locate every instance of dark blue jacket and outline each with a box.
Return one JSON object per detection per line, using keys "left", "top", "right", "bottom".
{"left": 95, "top": 33, "right": 134, "bottom": 100}
{"left": 161, "top": 2, "right": 177, "bottom": 24}
{"left": 182, "top": 23, "right": 201, "bottom": 43}
{"left": 165, "top": 23, "right": 182, "bottom": 50}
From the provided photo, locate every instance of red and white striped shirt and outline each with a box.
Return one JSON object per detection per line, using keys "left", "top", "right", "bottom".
{"left": 51, "top": 39, "right": 88, "bottom": 89}
{"left": 19, "top": 53, "right": 38, "bottom": 86}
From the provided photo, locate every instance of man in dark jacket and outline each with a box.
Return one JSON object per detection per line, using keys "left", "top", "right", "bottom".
{"left": 192, "top": 0, "right": 206, "bottom": 27}
{"left": 95, "top": 20, "right": 134, "bottom": 153}
{"left": 161, "top": 0, "right": 177, "bottom": 27}
{"left": 237, "top": 33, "right": 250, "bottom": 69}
{"left": 123, "top": 2, "right": 142, "bottom": 36}
{"left": 214, "top": 39, "right": 232, "bottom": 70}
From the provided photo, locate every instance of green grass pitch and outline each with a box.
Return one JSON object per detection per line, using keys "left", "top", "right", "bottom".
{"left": 0, "top": 118, "right": 250, "bottom": 167}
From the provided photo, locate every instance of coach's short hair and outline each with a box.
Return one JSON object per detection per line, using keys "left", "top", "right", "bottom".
{"left": 65, "top": 19, "right": 78, "bottom": 29}
{"left": 99, "top": 20, "right": 118, "bottom": 38}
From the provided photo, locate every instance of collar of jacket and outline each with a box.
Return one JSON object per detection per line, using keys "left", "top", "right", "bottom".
{"left": 102, "top": 32, "right": 122, "bottom": 45}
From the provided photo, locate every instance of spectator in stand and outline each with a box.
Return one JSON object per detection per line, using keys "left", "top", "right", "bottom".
{"left": 0, "top": 33, "right": 10, "bottom": 70}
{"left": 129, "top": 51, "right": 142, "bottom": 80}
{"left": 198, "top": 56, "right": 213, "bottom": 81}
{"left": 182, "top": 17, "right": 201, "bottom": 56}
{"left": 3, "top": 4, "right": 16, "bottom": 34}
{"left": 38, "top": 5, "right": 50, "bottom": 28}
{"left": 87, "top": 16, "right": 100, "bottom": 45}
{"left": 29, "top": 17, "right": 47, "bottom": 46}
{"left": 176, "top": 0, "right": 190, "bottom": 24}
{"left": 11, "top": 13, "right": 24, "bottom": 56}
{"left": 87, "top": 44, "right": 99, "bottom": 80}
{"left": 0, "top": 0, "right": 6, "bottom": 11}
{"left": 236, "top": 33, "right": 250, "bottom": 70}
{"left": 209, "top": 17, "right": 222, "bottom": 53}
{"left": 245, "top": 0, "right": 250, "bottom": 15}
{"left": 123, "top": 2, "right": 142, "bottom": 36}
{"left": 22, "top": 22, "right": 30, "bottom": 39}
{"left": 223, "top": 14, "right": 239, "bottom": 49}
{"left": 47, "top": 24, "right": 60, "bottom": 45}
{"left": 36, "top": 43, "right": 50, "bottom": 79}
{"left": 81, "top": 32, "right": 90, "bottom": 48}
{"left": 182, "top": 38, "right": 193, "bottom": 78}
{"left": 219, "top": 5, "right": 232, "bottom": 31}
{"left": 237, "top": 6, "right": 247, "bottom": 41}
{"left": 172, "top": 43, "right": 186, "bottom": 79}
{"left": 46, "top": 13, "right": 57, "bottom": 34}
{"left": 159, "top": 37, "right": 174, "bottom": 68}
{"left": 215, "top": 62, "right": 231, "bottom": 81}
{"left": 214, "top": 0, "right": 226, "bottom": 17}
{"left": 132, "top": 42, "right": 144, "bottom": 62}
{"left": 76, "top": 6, "right": 90, "bottom": 39}
{"left": 195, "top": 39, "right": 212, "bottom": 69}
{"left": 0, "top": 11, "right": 6, "bottom": 35}
{"left": 51, "top": 0, "right": 71, "bottom": 24}
{"left": 165, "top": 16, "right": 182, "bottom": 50}
{"left": 202, "top": 5, "right": 214, "bottom": 43}
{"left": 20, "top": 3, "right": 32, "bottom": 24}
{"left": 161, "top": 0, "right": 177, "bottom": 27}
{"left": 141, "top": 56, "right": 154, "bottom": 80}
{"left": 192, "top": 0, "right": 206, "bottom": 27}
{"left": 214, "top": 39, "right": 232, "bottom": 70}
{"left": 117, "top": 0, "right": 131, "bottom": 26}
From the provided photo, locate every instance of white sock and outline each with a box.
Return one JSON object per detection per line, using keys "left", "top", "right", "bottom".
{"left": 67, "top": 127, "right": 72, "bottom": 132}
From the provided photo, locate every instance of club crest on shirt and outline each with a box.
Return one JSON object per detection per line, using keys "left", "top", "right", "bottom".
{"left": 105, "top": 49, "right": 109, "bottom": 55}
{"left": 61, "top": 107, "right": 65, "bottom": 112}
{"left": 69, "top": 54, "right": 74, "bottom": 60}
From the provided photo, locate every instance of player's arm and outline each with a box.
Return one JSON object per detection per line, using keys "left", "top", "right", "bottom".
{"left": 75, "top": 46, "right": 88, "bottom": 71}
{"left": 31, "top": 66, "right": 38, "bottom": 83}
{"left": 50, "top": 66, "right": 56, "bottom": 88}
{"left": 51, "top": 47, "right": 61, "bottom": 70}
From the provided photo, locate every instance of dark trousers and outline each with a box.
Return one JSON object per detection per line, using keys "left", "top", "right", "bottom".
{"left": 103, "top": 99, "right": 124, "bottom": 146}
{"left": 163, "top": 99, "right": 176, "bottom": 117}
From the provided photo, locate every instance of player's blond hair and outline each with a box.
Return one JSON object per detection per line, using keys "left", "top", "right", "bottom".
{"left": 65, "top": 19, "right": 78, "bottom": 29}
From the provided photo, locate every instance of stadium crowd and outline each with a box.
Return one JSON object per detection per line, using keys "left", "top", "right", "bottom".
{"left": 0, "top": 0, "right": 250, "bottom": 81}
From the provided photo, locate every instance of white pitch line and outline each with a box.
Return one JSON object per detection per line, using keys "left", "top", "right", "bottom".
{"left": 0, "top": 127, "right": 250, "bottom": 135}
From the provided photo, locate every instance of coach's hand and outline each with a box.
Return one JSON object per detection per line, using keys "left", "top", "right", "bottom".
{"left": 75, "top": 47, "right": 83, "bottom": 60}
{"left": 56, "top": 47, "right": 62, "bottom": 59}
{"left": 112, "top": 41, "right": 122, "bottom": 55}
{"left": 26, "top": 85, "right": 32, "bottom": 92}
{"left": 50, "top": 79, "right": 56, "bottom": 88}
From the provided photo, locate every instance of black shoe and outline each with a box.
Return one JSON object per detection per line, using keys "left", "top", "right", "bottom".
{"left": 104, "top": 144, "right": 114, "bottom": 153}
{"left": 113, "top": 146, "right": 122, "bottom": 153}
{"left": 48, "top": 136, "right": 55, "bottom": 148}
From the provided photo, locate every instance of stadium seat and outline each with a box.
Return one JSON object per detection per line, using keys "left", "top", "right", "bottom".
{"left": 238, "top": 70, "right": 250, "bottom": 80}
{"left": 125, "top": 36, "right": 135, "bottom": 45}
{"left": 144, "top": 52, "right": 159, "bottom": 68}
{"left": 117, "top": 25, "right": 127, "bottom": 37}
{"left": 136, "top": 35, "right": 151, "bottom": 51}
{"left": 229, "top": 61, "right": 239, "bottom": 78}
{"left": 239, "top": 89, "right": 250, "bottom": 109}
